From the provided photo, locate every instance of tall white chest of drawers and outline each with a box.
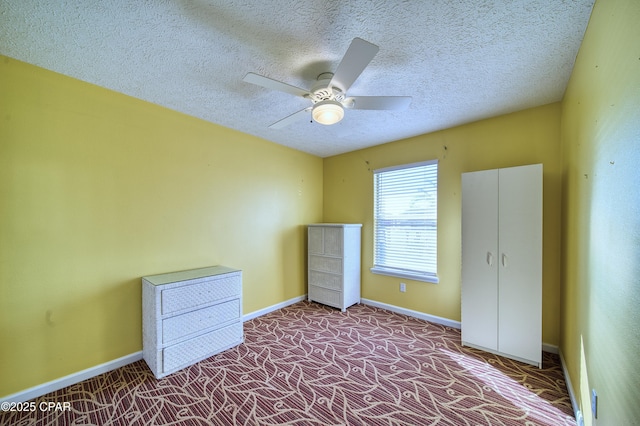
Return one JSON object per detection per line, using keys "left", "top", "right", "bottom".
{"left": 308, "top": 223, "right": 362, "bottom": 312}
{"left": 142, "top": 265, "right": 243, "bottom": 379}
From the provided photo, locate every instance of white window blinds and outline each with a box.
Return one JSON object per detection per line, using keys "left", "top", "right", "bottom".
{"left": 371, "top": 160, "right": 438, "bottom": 283}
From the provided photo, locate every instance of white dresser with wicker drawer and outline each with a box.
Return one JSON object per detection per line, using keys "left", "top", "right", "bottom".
{"left": 142, "top": 265, "right": 243, "bottom": 379}
{"left": 308, "top": 224, "right": 362, "bottom": 312}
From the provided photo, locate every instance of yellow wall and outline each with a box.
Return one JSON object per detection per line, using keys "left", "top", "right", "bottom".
{"left": 0, "top": 56, "right": 323, "bottom": 398}
{"left": 4, "top": 2, "right": 639, "bottom": 418}
{"left": 560, "top": 0, "right": 640, "bottom": 424}
{"left": 324, "top": 103, "right": 563, "bottom": 345}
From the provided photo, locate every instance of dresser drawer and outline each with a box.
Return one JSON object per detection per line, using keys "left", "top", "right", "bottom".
{"left": 162, "top": 299, "right": 240, "bottom": 344}
{"left": 161, "top": 274, "right": 240, "bottom": 315}
{"left": 309, "top": 285, "right": 342, "bottom": 308}
{"left": 163, "top": 322, "right": 243, "bottom": 373}
{"left": 309, "top": 255, "right": 342, "bottom": 274}
{"left": 309, "top": 270, "right": 342, "bottom": 291}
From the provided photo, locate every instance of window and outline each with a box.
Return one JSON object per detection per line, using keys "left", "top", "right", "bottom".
{"left": 371, "top": 160, "right": 438, "bottom": 283}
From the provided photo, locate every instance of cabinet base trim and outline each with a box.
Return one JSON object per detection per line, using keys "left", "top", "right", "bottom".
{"left": 461, "top": 341, "right": 542, "bottom": 368}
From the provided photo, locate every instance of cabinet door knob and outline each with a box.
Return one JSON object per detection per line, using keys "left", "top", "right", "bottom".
{"left": 486, "top": 251, "right": 494, "bottom": 266}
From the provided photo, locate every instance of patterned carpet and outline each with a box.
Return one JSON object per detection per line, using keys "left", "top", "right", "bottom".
{"left": 2, "top": 301, "right": 576, "bottom": 425}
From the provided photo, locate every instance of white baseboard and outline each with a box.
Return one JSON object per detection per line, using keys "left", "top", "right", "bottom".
{"left": 559, "top": 348, "right": 583, "bottom": 426}
{"left": 1, "top": 351, "right": 143, "bottom": 404}
{"left": 1, "top": 296, "right": 308, "bottom": 404}
{"left": 243, "top": 294, "right": 307, "bottom": 322}
{"left": 542, "top": 343, "right": 559, "bottom": 354}
{"left": 360, "top": 298, "right": 559, "bottom": 355}
{"left": 2, "top": 296, "right": 561, "bottom": 407}
{"left": 360, "top": 298, "right": 462, "bottom": 329}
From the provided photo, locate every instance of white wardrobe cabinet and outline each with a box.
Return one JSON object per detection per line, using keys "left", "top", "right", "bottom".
{"left": 308, "top": 224, "right": 362, "bottom": 312}
{"left": 142, "top": 265, "right": 243, "bottom": 379}
{"left": 461, "top": 164, "right": 542, "bottom": 367}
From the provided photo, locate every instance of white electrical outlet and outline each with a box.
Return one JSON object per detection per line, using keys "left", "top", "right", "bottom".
{"left": 400, "top": 282, "right": 406, "bottom": 292}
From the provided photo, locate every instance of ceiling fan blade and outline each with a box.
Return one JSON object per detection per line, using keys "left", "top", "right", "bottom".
{"left": 269, "top": 107, "right": 312, "bottom": 129}
{"left": 329, "top": 38, "right": 379, "bottom": 93}
{"left": 345, "top": 96, "right": 412, "bottom": 110}
{"left": 243, "top": 73, "right": 309, "bottom": 98}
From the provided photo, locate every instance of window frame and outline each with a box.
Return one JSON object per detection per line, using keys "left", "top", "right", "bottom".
{"left": 370, "top": 160, "right": 439, "bottom": 284}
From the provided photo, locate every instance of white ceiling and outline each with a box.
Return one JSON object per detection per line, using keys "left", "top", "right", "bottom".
{"left": 1, "top": 0, "right": 594, "bottom": 157}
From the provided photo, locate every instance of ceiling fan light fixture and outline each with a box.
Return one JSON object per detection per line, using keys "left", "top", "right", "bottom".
{"left": 312, "top": 100, "right": 344, "bottom": 125}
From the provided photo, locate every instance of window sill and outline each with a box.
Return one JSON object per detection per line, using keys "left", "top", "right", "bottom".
{"left": 370, "top": 267, "right": 439, "bottom": 284}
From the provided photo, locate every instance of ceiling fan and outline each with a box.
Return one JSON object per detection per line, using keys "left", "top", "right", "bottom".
{"left": 243, "top": 37, "right": 412, "bottom": 129}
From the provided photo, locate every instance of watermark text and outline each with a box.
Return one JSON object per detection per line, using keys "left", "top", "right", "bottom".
{"left": 1, "top": 401, "right": 71, "bottom": 412}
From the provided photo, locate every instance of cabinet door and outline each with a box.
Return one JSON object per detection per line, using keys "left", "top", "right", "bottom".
{"left": 309, "top": 226, "right": 343, "bottom": 256}
{"left": 308, "top": 227, "right": 324, "bottom": 254}
{"left": 498, "top": 164, "right": 542, "bottom": 365}
{"left": 461, "top": 169, "right": 499, "bottom": 350}
{"left": 323, "top": 227, "right": 343, "bottom": 256}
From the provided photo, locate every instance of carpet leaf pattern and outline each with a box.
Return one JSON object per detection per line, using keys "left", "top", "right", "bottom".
{"left": 1, "top": 301, "right": 576, "bottom": 425}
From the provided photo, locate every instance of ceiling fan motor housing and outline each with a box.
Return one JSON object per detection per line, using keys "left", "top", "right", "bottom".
{"left": 309, "top": 73, "right": 345, "bottom": 104}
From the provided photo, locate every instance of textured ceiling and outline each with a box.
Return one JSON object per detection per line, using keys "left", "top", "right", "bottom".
{"left": 1, "top": 0, "right": 594, "bottom": 157}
